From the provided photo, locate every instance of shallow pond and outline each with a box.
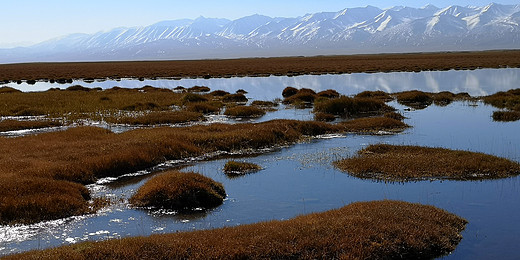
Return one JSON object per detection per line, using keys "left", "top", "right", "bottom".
{"left": 1, "top": 69, "right": 520, "bottom": 259}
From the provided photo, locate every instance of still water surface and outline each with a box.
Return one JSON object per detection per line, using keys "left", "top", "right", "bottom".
{"left": 1, "top": 69, "right": 520, "bottom": 259}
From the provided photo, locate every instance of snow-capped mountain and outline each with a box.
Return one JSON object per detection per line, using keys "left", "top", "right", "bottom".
{"left": 1, "top": 3, "right": 519, "bottom": 63}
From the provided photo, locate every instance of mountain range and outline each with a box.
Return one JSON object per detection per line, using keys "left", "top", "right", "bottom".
{"left": 1, "top": 3, "right": 520, "bottom": 63}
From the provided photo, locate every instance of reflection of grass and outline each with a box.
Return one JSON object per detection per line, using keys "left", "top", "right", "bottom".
{"left": 335, "top": 144, "right": 520, "bottom": 181}
{"left": 0, "top": 119, "right": 62, "bottom": 132}
{"left": 10, "top": 200, "right": 467, "bottom": 260}
{"left": 492, "top": 110, "right": 520, "bottom": 121}
{"left": 130, "top": 171, "right": 225, "bottom": 210}
{"left": 223, "top": 160, "right": 261, "bottom": 176}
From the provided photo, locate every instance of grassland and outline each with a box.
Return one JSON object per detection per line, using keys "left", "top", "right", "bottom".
{"left": 5, "top": 200, "right": 467, "bottom": 260}
{"left": 335, "top": 144, "right": 520, "bottom": 181}
{"left": 130, "top": 171, "right": 226, "bottom": 210}
{"left": 0, "top": 117, "right": 411, "bottom": 225}
{"left": 1, "top": 50, "right": 519, "bottom": 82}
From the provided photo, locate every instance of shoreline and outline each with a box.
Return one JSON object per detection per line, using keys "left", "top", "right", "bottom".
{"left": 1, "top": 50, "right": 520, "bottom": 82}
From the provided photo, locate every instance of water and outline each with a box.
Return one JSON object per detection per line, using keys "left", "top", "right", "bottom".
{"left": 1, "top": 70, "right": 520, "bottom": 259}
{"left": 7, "top": 68, "right": 520, "bottom": 98}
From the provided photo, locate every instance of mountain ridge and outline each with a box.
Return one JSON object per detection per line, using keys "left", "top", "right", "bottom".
{"left": 1, "top": 3, "right": 519, "bottom": 63}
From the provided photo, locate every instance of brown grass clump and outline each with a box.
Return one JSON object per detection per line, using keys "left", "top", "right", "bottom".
{"left": 314, "top": 96, "right": 395, "bottom": 118}
{"left": 282, "top": 88, "right": 318, "bottom": 106}
{"left": 355, "top": 90, "right": 393, "bottom": 101}
{"left": 224, "top": 106, "right": 266, "bottom": 118}
{"left": 483, "top": 88, "right": 520, "bottom": 110}
{"left": 394, "top": 90, "right": 433, "bottom": 109}
{"left": 282, "top": 86, "right": 299, "bottom": 97}
{"left": 383, "top": 111, "right": 405, "bottom": 120}
{"left": 340, "top": 117, "right": 409, "bottom": 134}
{"left": 187, "top": 86, "right": 211, "bottom": 93}
{"left": 185, "top": 102, "right": 222, "bottom": 114}
{"left": 66, "top": 85, "right": 94, "bottom": 92}
{"left": 7, "top": 200, "right": 467, "bottom": 259}
{"left": 317, "top": 89, "right": 340, "bottom": 98}
{"left": 129, "top": 171, "right": 225, "bottom": 210}
{"left": 181, "top": 93, "right": 209, "bottom": 104}
{"left": 251, "top": 100, "right": 278, "bottom": 108}
{"left": 0, "top": 119, "right": 62, "bottom": 132}
{"left": 223, "top": 160, "right": 261, "bottom": 176}
{"left": 222, "top": 93, "right": 248, "bottom": 103}
{"left": 209, "top": 90, "right": 230, "bottom": 96}
{"left": 335, "top": 144, "right": 520, "bottom": 181}
{"left": 106, "top": 111, "right": 203, "bottom": 125}
{"left": 492, "top": 110, "right": 520, "bottom": 121}
{"left": 314, "top": 112, "right": 336, "bottom": 122}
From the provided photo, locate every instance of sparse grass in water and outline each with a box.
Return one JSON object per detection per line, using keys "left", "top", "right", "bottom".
{"left": 335, "top": 144, "right": 520, "bottom": 181}
{"left": 130, "top": 171, "right": 226, "bottom": 210}
{"left": 6, "top": 200, "right": 467, "bottom": 260}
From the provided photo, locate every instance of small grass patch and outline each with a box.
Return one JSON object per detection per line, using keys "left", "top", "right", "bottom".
{"left": 222, "top": 93, "right": 248, "bottom": 103}
{"left": 483, "top": 88, "right": 520, "bottom": 110}
{"left": 185, "top": 102, "right": 222, "bottom": 114}
{"left": 105, "top": 111, "right": 203, "bottom": 125}
{"left": 394, "top": 90, "right": 433, "bottom": 109}
{"left": 7, "top": 200, "right": 467, "bottom": 259}
{"left": 314, "top": 112, "right": 336, "bottom": 122}
{"left": 383, "top": 111, "right": 405, "bottom": 120}
{"left": 340, "top": 117, "right": 409, "bottom": 134}
{"left": 335, "top": 144, "right": 520, "bottom": 181}
{"left": 224, "top": 106, "right": 266, "bottom": 118}
{"left": 282, "top": 88, "right": 317, "bottom": 106}
{"left": 129, "top": 171, "right": 225, "bottom": 210}
{"left": 316, "top": 89, "right": 340, "bottom": 98}
{"left": 187, "top": 86, "right": 211, "bottom": 92}
{"left": 314, "top": 96, "right": 394, "bottom": 118}
{"left": 223, "top": 160, "right": 261, "bottom": 176}
{"left": 355, "top": 90, "right": 393, "bottom": 101}
{"left": 181, "top": 93, "right": 208, "bottom": 104}
{"left": 282, "top": 86, "right": 298, "bottom": 97}
{"left": 251, "top": 100, "right": 278, "bottom": 108}
{"left": 0, "top": 119, "right": 62, "bottom": 132}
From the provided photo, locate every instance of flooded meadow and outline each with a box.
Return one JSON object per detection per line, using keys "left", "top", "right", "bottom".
{"left": 1, "top": 68, "right": 520, "bottom": 259}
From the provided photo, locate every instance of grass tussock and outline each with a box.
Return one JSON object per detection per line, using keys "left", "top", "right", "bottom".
{"left": 187, "top": 86, "right": 211, "bottom": 93}
{"left": 7, "top": 200, "right": 467, "bottom": 259}
{"left": 340, "top": 117, "right": 409, "bottom": 133}
{"left": 384, "top": 111, "right": 405, "bottom": 120}
{"left": 314, "top": 112, "right": 336, "bottom": 122}
{"left": 0, "top": 120, "right": 345, "bottom": 224}
{"left": 335, "top": 144, "right": 520, "bottom": 181}
{"left": 222, "top": 93, "right": 248, "bottom": 103}
{"left": 492, "top": 110, "right": 520, "bottom": 121}
{"left": 129, "top": 171, "right": 225, "bottom": 210}
{"left": 282, "top": 88, "right": 317, "bottom": 106}
{"left": 181, "top": 93, "right": 209, "bottom": 104}
{"left": 282, "top": 86, "right": 298, "bottom": 97}
{"left": 355, "top": 90, "right": 393, "bottom": 101}
{"left": 317, "top": 89, "right": 340, "bottom": 98}
{"left": 483, "top": 88, "right": 520, "bottom": 110}
{"left": 251, "top": 100, "right": 279, "bottom": 108}
{"left": 185, "top": 102, "right": 222, "bottom": 114}
{"left": 105, "top": 111, "right": 203, "bottom": 125}
{"left": 224, "top": 106, "right": 266, "bottom": 118}
{"left": 0, "top": 119, "right": 62, "bottom": 132}
{"left": 223, "top": 160, "right": 261, "bottom": 176}
{"left": 209, "top": 90, "right": 230, "bottom": 96}
{"left": 314, "top": 96, "right": 395, "bottom": 118}
{"left": 394, "top": 90, "right": 433, "bottom": 109}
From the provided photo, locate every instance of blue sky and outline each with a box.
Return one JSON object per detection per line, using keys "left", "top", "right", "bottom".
{"left": 1, "top": 0, "right": 518, "bottom": 47}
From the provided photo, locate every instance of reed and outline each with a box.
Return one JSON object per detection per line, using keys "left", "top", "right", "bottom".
{"left": 130, "top": 171, "right": 226, "bottom": 210}
{"left": 335, "top": 144, "right": 520, "bottom": 181}
{"left": 6, "top": 200, "right": 467, "bottom": 260}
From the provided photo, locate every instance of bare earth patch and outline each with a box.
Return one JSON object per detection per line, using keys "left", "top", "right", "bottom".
{"left": 335, "top": 144, "right": 520, "bottom": 181}
{"left": 4, "top": 200, "right": 467, "bottom": 260}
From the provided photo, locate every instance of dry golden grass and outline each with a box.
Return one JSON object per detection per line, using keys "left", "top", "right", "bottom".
{"left": 223, "top": 160, "right": 262, "bottom": 176}
{"left": 105, "top": 111, "right": 203, "bottom": 125}
{"left": 6, "top": 200, "right": 467, "bottom": 259}
{"left": 354, "top": 90, "right": 393, "bottom": 101}
{"left": 130, "top": 171, "right": 226, "bottom": 210}
{"left": 314, "top": 96, "right": 395, "bottom": 118}
{"left": 0, "top": 119, "right": 62, "bottom": 132}
{"left": 224, "top": 106, "right": 266, "bottom": 118}
{"left": 0, "top": 120, "right": 344, "bottom": 224}
{"left": 394, "top": 90, "right": 472, "bottom": 109}
{"left": 314, "top": 112, "right": 336, "bottom": 122}
{"left": 184, "top": 102, "right": 222, "bottom": 113}
{"left": 1, "top": 50, "right": 519, "bottom": 81}
{"left": 221, "top": 93, "right": 248, "bottom": 103}
{"left": 340, "top": 117, "right": 410, "bottom": 134}
{"left": 484, "top": 89, "right": 520, "bottom": 121}
{"left": 335, "top": 144, "right": 520, "bottom": 181}
{"left": 251, "top": 100, "right": 278, "bottom": 108}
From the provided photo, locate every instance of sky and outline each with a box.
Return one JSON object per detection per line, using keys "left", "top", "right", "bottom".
{"left": 1, "top": 0, "right": 519, "bottom": 48}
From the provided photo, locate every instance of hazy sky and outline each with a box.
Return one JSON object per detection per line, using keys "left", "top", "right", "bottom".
{"left": 2, "top": 1, "right": 518, "bottom": 47}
